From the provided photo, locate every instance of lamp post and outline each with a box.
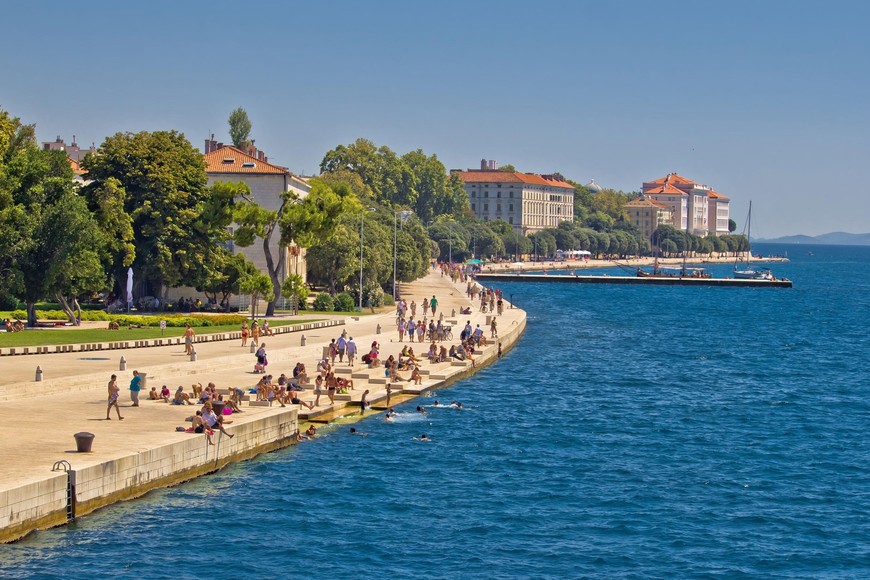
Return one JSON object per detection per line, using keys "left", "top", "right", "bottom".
{"left": 359, "top": 207, "right": 375, "bottom": 311}
{"left": 392, "top": 210, "right": 413, "bottom": 301}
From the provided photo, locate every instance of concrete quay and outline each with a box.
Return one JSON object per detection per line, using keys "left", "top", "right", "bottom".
{"left": 0, "top": 269, "right": 527, "bottom": 543}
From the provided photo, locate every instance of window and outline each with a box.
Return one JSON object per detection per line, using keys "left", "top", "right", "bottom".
{"left": 497, "top": 191, "right": 501, "bottom": 198}
{"left": 509, "top": 191, "right": 514, "bottom": 198}
{"left": 497, "top": 204, "right": 501, "bottom": 212}
{"left": 484, "top": 192, "right": 489, "bottom": 198}
{"left": 471, "top": 203, "right": 476, "bottom": 211}
{"left": 509, "top": 204, "right": 514, "bottom": 211}
{"left": 484, "top": 203, "right": 489, "bottom": 211}
{"left": 508, "top": 216, "right": 513, "bottom": 224}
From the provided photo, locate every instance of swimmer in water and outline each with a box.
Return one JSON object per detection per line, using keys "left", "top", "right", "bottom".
{"left": 417, "top": 433, "right": 430, "bottom": 441}
{"left": 416, "top": 406, "right": 427, "bottom": 415}
{"left": 450, "top": 401, "right": 463, "bottom": 409}
{"left": 349, "top": 427, "right": 367, "bottom": 437}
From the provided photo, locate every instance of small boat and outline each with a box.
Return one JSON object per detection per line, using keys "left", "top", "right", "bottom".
{"left": 734, "top": 202, "right": 776, "bottom": 280}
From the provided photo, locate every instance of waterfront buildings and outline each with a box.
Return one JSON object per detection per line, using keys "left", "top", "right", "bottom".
{"left": 625, "top": 197, "right": 675, "bottom": 243}
{"left": 203, "top": 138, "right": 309, "bottom": 284}
{"left": 453, "top": 160, "right": 574, "bottom": 233}
{"left": 641, "top": 173, "right": 730, "bottom": 236}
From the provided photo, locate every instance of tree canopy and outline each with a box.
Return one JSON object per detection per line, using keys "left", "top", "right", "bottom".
{"left": 228, "top": 107, "right": 252, "bottom": 149}
{"left": 82, "top": 130, "right": 232, "bottom": 297}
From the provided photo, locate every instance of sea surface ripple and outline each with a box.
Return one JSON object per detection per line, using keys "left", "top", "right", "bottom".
{"left": 1, "top": 244, "right": 869, "bottom": 578}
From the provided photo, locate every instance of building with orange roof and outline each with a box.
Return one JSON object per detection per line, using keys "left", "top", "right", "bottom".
{"left": 625, "top": 197, "right": 675, "bottom": 244}
{"left": 641, "top": 173, "right": 730, "bottom": 236}
{"left": 200, "top": 139, "right": 310, "bottom": 307}
{"left": 453, "top": 159, "right": 574, "bottom": 234}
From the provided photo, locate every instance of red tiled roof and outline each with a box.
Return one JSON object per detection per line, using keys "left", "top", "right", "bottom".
{"left": 707, "top": 189, "right": 729, "bottom": 200}
{"left": 68, "top": 157, "right": 84, "bottom": 174}
{"left": 204, "top": 146, "right": 289, "bottom": 175}
{"left": 454, "top": 171, "right": 574, "bottom": 190}
{"left": 645, "top": 173, "right": 695, "bottom": 186}
{"left": 643, "top": 184, "right": 686, "bottom": 195}
{"left": 626, "top": 198, "right": 671, "bottom": 210}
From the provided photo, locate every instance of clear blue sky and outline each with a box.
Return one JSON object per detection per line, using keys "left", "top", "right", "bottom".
{"left": 3, "top": 0, "right": 868, "bottom": 237}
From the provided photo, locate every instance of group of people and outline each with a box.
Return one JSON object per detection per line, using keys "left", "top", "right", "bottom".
{"left": 327, "top": 331, "right": 358, "bottom": 365}
{"left": 3, "top": 318, "right": 25, "bottom": 333}
{"left": 102, "top": 268, "right": 510, "bottom": 445}
{"left": 240, "top": 319, "right": 271, "bottom": 347}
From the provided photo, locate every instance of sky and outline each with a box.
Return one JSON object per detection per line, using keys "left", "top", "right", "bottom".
{"left": 2, "top": 0, "right": 868, "bottom": 238}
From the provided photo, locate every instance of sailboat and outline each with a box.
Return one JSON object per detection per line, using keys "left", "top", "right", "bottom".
{"left": 734, "top": 201, "right": 774, "bottom": 280}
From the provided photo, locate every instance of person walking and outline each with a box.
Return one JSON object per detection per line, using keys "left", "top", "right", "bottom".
{"left": 337, "top": 333, "right": 347, "bottom": 362}
{"left": 106, "top": 374, "right": 123, "bottom": 420}
{"left": 430, "top": 295, "right": 438, "bottom": 316}
{"left": 346, "top": 337, "right": 357, "bottom": 366}
{"left": 129, "top": 370, "right": 142, "bottom": 407}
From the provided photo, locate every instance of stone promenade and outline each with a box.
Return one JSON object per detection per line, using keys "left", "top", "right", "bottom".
{"left": 0, "top": 268, "right": 527, "bottom": 542}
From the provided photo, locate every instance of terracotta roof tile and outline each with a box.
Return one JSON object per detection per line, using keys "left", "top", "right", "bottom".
{"left": 643, "top": 184, "right": 686, "bottom": 195}
{"left": 204, "top": 146, "right": 289, "bottom": 175}
{"left": 455, "top": 171, "right": 574, "bottom": 190}
{"left": 626, "top": 198, "right": 671, "bottom": 209}
{"left": 68, "top": 157, "right": 84, "bottom": 175}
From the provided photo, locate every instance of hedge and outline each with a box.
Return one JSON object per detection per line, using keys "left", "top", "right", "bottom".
{"left": 9, "top": 310, "right": 247, "bottom": 328}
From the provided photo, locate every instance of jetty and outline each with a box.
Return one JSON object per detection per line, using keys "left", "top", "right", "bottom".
{"left": 476, "top": 272, "right": 793, "bottom": 288}
{"left": 0, "top": 269, "right": 526, "bottom": 543}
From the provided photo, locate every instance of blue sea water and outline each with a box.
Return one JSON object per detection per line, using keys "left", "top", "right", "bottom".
{"left": 2, "top": 244, "right": 869, "bottom": 578}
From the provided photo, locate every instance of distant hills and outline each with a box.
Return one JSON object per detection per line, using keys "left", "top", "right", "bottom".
{"left": 754, "top": 232, "right": 870, "bottom": 246}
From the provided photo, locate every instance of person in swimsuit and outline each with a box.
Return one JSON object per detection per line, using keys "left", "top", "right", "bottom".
{"left": 191, "top": 411, "right": 214, "bottom": 445}
{"left": 182, "top": 323, "right": 196, "bottom": 355}
{"left": 106, "top": 374, "right": 123, "bottom": 420}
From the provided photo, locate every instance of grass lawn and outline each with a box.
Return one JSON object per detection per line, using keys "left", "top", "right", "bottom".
{"left": 0, "top": 319, "right": 324, "bottom": 348}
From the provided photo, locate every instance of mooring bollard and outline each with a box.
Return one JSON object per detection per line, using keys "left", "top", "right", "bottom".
{"left": 119, "top": 356, "right": 127, "bottom": 371}
{"left": 35, "top": 365, "right": 43, "bottom": 382}
{"left": 376, "top": 324, "right": 381, "bottom": 334}
{"left": 250, "top": 342, "right": 256, "bottom": 353}
{"left": 301, "top": 335, "right": 307, "bottom": 346}
{"left": 190, "top": 348, "right": 197, "bottom": 362}
{"left": 451, "top": 308, "right": 456, "bottom": 317}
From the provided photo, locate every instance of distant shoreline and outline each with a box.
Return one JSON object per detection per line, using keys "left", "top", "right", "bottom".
{"left": 483, "top": 254, "right": 787, "bottom": 273}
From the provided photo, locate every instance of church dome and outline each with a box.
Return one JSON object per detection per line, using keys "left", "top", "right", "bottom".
{"left": 585, "top": 179, "right": 603, "bottom": 193}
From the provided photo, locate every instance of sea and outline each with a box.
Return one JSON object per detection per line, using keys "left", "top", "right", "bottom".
{"left": 1, "top": 243, "right": 868, "bottom": 579}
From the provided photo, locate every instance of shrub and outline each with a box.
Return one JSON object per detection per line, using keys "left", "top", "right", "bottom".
{"left": 7, "top": 310, "right": 246, "bottom": 327}
{"left": 312, "top": 292, "right": 334, "bottom": 312}
{"left": 333, "top": 292, "right": 355, "bottom": 312}
{"left": 382, "top": 293, "right": 395, "bottom": 307}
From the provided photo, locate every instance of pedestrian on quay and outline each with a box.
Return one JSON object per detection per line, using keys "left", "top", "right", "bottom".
{"left": 182, "top": 323, "right": 196, "bottom": 355}
{"left": 106, "top": 374, "right": 123, "bottom": 420}
{"left": 346, "top": 337, "right": 357, "bottom": 366}
{"left": 129, "top": 370, "right": 142, "bottom": 407}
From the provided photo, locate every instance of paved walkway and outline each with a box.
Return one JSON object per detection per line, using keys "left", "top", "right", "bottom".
{"left": 0, "top": 267, "right": 522, "bottom": 491}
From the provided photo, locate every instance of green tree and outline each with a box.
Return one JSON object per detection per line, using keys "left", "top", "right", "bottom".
{"left": 228, "top": 107, "right": 252, "bottom": 149}
{"left": 233, "top": 178, "right": 360, "bottom": 316}
{"left": 0, "top": 111, "right": 110, "bottom": 325}
{"left": 728, "top": 218, "right": 737, "bottom": 233}
{"left": 239, "top": 271, "right": 273, "bottom": 319}
{"left": 193, "top": 248, "right": 257, "bottom": 311}
{"left": 82, "top": 130, "right": 225, "bottom": 298}
{"left": 280, "top": 273, "right": 309, "bottom": 311}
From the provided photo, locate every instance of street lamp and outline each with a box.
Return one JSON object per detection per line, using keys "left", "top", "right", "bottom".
{"left": 359, "top": 207, "right": 376, "bottom": 311}
{"left": 393, "top": 210, "right": 413, "bottom": 301}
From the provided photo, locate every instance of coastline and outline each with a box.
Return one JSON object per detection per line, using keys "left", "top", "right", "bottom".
{"left": 0, "top": 269, "right": 526, "bottom": 543}
{"left": 483, "top": 253, "right": 788, "bottom": 273}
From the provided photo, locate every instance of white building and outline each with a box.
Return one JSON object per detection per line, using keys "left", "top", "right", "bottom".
{"left": 641, "top": 173, "right": 730, "bottom": 236}
{"left": 453, "top": 162, "right": 574, "bottom": 233}
{"left": 203, "top": 142, "right": 309, "bottom": 283}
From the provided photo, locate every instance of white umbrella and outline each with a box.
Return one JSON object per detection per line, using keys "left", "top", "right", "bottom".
{"left": 126, "top": 268, "right": 134, "bottom": 306}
